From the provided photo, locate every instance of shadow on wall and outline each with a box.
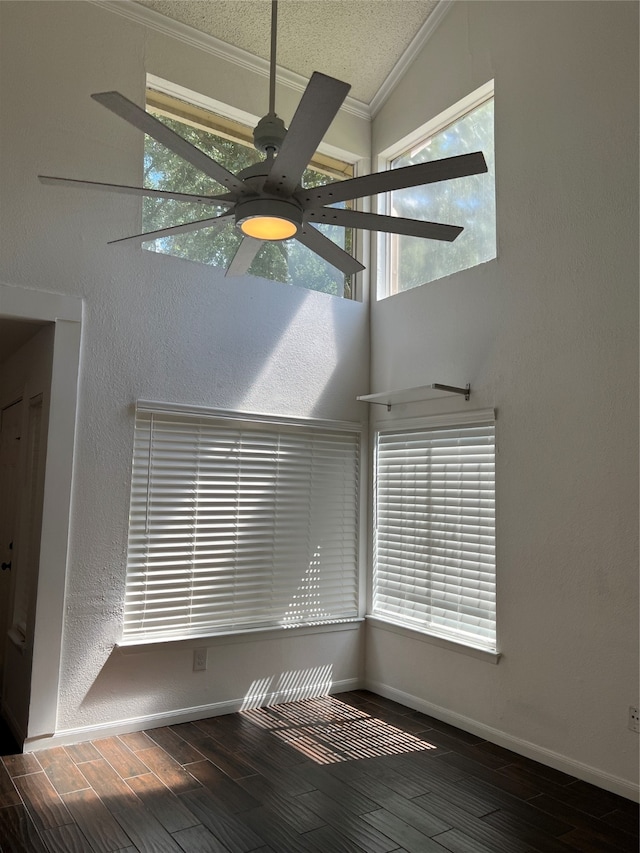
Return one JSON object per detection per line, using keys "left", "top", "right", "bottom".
{"left": 138, "top": 249, "right": 366, "bottom": 420}
{"left": 78, "top": 646, "right": 191, "bottom": 721}
{"left": 241, "top": 665, "right": 334, "bottom": 710}
{"left": 79, "top": 655, "right": 338, "bottom": 725}
{"left": 234, "top": 275, "right": 367, "bottom": 419}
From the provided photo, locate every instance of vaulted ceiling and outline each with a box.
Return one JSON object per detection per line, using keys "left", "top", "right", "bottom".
{"left": 133, "top": 0, "right": 443, "bottom": 105}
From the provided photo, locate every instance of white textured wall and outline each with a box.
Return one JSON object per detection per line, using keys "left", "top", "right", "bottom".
{"left": 0, "top": 1, "right": 368, "bottom": 734}
{"left": 369, "top": 1, "right": 639, "bottom": 793}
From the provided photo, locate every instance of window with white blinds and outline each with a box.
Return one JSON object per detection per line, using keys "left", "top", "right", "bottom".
{"left": 372, "top": 414, "right": 496, "bottom": 650}
{"left": 123, "top": 406, "right": 360, "bottom": 643}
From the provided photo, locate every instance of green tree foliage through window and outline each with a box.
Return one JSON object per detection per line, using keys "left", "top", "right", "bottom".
{"left": 143, "top": 104, "right": 353, "bottom": 298}
{"left": 388, "top": 98, "right": 495, "bottom": 293}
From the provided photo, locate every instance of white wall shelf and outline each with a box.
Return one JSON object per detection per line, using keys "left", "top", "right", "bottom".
{"left": 357, "top": 383, "right": 470, "bottom": 410}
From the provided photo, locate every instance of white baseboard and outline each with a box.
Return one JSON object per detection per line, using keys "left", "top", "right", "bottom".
{"left": 23, "top": 678, "right": 361, "bottom": 752}
{"left": 364, "top": 678, "right": 640, "bottom": 803}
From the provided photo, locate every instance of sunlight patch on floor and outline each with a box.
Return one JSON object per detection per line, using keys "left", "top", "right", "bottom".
{"left": 241, "top": 695, "right": 436, "bottom": 764}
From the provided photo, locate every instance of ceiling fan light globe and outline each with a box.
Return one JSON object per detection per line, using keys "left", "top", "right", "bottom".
{"left": 235, "top": 198, "right": 302, "bottom": 242}
{"left": 240, "top": 216, "right": 298, "bottom": 241}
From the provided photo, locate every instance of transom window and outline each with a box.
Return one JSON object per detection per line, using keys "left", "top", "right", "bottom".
{"left": 143, "top": 86, "right": 356, "bottom": 299}
{"left": 379, "top": 81, "right": 496, "bottom": 298}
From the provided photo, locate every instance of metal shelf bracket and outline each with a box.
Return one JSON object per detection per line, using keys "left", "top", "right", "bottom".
{"left": 431, "top": 383, "right": 471, "bottom": 401}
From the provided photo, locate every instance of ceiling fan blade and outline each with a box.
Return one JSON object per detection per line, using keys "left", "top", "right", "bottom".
{"left": 38, "top": 175, "right": 235, "bottom": 205}
{"left": 107, "top": 211, "right": 234, "bottom": 245}
{"left": 296, "top": 224, "right": 365, "bottom": 276}
{"left": 296, "top": 151, "right": 488, "bottom": 208}
{"left": 307, "top": 208, "right": 463, "bottom": 242}
{"left": 263, "top": 73, "right": 350, "bottom": 197}
{"left": 226, "top": 236, "right": 263, "bottom": 277}
{"left": 91, "top": 92, "right": 249, "bottom": 196}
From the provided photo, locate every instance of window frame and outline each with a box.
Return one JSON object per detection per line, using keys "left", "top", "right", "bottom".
{"left": 368, "top": 408, "right": 499, "bottom": 660}
{"left": 121, "top": 400, "right": 363, "bottom": 646}
{"left": 376, "top": 80, "right": 495, "bottom": 300}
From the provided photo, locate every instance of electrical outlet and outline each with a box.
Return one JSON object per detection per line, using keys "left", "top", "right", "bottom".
{"left": 629, "top": 706, "right": 640, "bottom": 733}
{"left": 193, "top": 647, "right": 207, "bottom": 672}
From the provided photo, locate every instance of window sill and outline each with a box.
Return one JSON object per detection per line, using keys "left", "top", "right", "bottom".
{"left": 116, "top": 618, "right": 364, "bottom": 654}
{"left": 365, "top": 615, "right": 500, "bottom": 664}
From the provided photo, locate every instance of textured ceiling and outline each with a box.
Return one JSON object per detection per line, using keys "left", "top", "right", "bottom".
{"left": 134, "top": 0, "right": 440, "bottom": 104}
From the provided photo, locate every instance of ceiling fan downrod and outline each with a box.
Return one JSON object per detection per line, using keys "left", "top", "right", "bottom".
{"left": 253, "top": 0, "right": 287, "bottom": 156}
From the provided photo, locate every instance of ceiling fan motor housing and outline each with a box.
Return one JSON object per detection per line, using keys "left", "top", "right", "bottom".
{"left": 253, "top": 113, "right": 287, "bottom": 155}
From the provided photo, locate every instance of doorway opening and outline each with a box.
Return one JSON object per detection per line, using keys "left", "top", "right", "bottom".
{"left": 0, "top": 321, "right": 53, "bottom": 747}
{"left": 0, "top": 285, "right": 81, "bottom": 750}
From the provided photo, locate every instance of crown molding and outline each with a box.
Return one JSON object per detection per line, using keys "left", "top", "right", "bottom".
{"left": 88, "top": 0, "right": 371, "bottom": 120}
{"left": 369, "top": 0, "right": 455, "bottom": 117}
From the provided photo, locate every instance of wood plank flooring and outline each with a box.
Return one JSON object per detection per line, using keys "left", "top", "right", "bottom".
{"left": 1, "top": 691, "right": 638, "bottom": 852}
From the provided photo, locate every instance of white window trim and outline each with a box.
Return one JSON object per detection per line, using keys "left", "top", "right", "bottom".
{"left": 373, "top": 408, "right": 496, "bottom": 432}
{"left": 369, "top": 408, "right": 497, "bottom": 655}
{"left": 134, "top": 399, "right": 363, "bottom": 433}
{"left": 117, "top": 617, "right": 364, "bottom": 653}
{"left": 375, "top": 79, "right": 495, "bottom": 300}
{"left": 377, "top": 80, "right": 495, "bottom": 166}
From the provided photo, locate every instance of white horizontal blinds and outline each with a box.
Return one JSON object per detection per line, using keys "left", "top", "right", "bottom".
{"left": 124, "top": 410, "right": 359, "bottom": 642}
{"left": 373, "top": 422, "right": 496, "bottom": 649}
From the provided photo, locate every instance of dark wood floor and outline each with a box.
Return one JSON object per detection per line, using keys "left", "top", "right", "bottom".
{"left": 0, "top": 691, "right": 638, "bottom": 852}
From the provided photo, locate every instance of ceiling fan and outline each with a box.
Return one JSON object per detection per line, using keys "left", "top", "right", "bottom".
{"left": 39, "top": 1, "right": 487, "bottom": 278}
